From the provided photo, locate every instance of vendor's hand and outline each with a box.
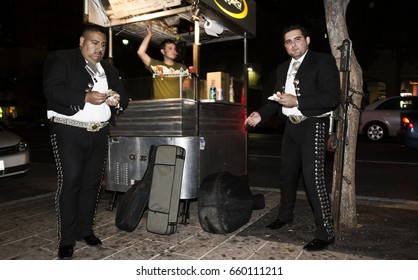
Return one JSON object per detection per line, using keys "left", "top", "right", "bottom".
{"left": 145, "top": 22, "right": 152, "bottom": 35}
{"left": 244, "top": 111, "right": 261, "bottom": 127}
{"left": 277, "top": 93, "right": 298, "bottom": 108}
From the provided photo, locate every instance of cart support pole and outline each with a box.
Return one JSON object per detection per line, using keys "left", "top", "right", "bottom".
{"left": 108, "top": 27, "right": 113, "bottom": 65}
{"left": 193, "top": 12, "right": 201, "bottom": 134}
{"left": 179, "top": 11, "right": 202, "bottom": 224}
{"left": 243, "top": 33, "right": 248, "bottom": 105}
{"left": 193, "top": 18, "right": 200, "bottom": 78}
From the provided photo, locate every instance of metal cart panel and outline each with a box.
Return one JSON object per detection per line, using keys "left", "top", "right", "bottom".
{"left": 106, "top": 136, "right": 199, "bottom": 200}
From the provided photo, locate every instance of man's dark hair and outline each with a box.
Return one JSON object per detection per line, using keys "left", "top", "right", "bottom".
{"left": 282, "top": 23, "right": 308, "bottom": 40}
{"left": 160, "top": 39, "right": 177, "bottom": 50}
{"left": 82, "top": 25, "right": 106, "bottom": 37}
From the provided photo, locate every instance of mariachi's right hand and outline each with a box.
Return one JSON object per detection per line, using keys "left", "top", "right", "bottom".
{"left": 84, "top": 91, "right": 108, "bottom": 105}
{"left": 244, "top": 111, "right": 261, "bottom": 127}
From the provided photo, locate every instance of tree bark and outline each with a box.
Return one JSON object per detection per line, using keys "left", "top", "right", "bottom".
{"left": 324, "top": 0, "right": 364, "bottom": 229}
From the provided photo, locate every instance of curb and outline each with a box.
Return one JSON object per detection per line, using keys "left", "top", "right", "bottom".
{"left": 250, "top": 186, "right": 418, "bottom": 211}
{"left": 2, "top": 188, "right": 418, "bottom": 212}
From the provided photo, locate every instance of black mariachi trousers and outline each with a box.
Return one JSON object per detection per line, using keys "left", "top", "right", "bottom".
{"left": 278, "top": 116, "right": 334, "bottom": 241}
{"left": 49, "top": 122, "right": 109, "bottom": 246}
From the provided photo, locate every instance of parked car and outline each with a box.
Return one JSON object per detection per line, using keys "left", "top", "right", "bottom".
{"left": 400, "top": 112, "right": 418, "bottom": 149}
{"left": 358, "top": 96, "right": 418, "bottom": 141}
{"left": 6, "top": 116, "right": 41, "bottom": 129}
{"left": 0, "top": 126, "right": 30, "bottom": 178}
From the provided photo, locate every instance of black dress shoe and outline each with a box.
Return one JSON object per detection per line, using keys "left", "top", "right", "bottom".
{"left": 303, "top": 237, "right": 335, "bottom": 251}
{"left": 265, "top": 218, "right": 293, "bottom": 230}
{"left": 81, "top": 234, "right": 102, "bottom": 246}
{"left": 58, "top": 245, "right": 74, "bottom": 260}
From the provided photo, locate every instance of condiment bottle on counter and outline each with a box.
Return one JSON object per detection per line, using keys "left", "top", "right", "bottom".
{"left": 217, "top": 88, "right": 223, "bottom": 101}
{"left": 210, "top": 80, "right": 216, "bottom": 100}
{"left": 229, "top": 77, "right": 234, "bottom": 102}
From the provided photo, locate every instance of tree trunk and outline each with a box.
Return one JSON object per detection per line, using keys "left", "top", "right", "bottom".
{"left": 324, "top": 0, "right": 364, "bottom": 229}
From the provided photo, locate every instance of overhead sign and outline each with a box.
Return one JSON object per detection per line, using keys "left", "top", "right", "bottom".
{"left": 86, "top": 0, "right": 182, "bottom": 26}
{"left": 199, "top": 0, "right": 256, "bottom": 37}
{"left": 85, "top": 0, "right": 256, "bottom": 38}
{"left": 214, "top": 0, "right": 249, "bottom": 19}
{"left": 107, "top": 0, "right": 181, "bottom": 19}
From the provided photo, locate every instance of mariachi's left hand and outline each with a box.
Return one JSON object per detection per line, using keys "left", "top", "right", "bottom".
{"left": 105, "top": 91, "right": 120, "bottom": 107}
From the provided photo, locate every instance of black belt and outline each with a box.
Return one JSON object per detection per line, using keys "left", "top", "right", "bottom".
{"left": 288, "top": 113, "right": 330, "bottom": 124}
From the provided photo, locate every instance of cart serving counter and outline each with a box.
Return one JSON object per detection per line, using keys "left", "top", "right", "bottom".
{"left": 84, "top": 0, "right": 256, "bottom": 214}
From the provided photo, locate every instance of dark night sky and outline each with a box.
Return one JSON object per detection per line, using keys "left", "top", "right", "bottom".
{"left": 2, "top": 0, "right": 416, "bottom": 72}
{"left": 1, "top": 0, "right": 417, "bottom": 94}
{"left": 254, "top": 0, "right": 418, "bottom": 71}
{"left": 0, "top": 0, "right": 417, "bottom": 120}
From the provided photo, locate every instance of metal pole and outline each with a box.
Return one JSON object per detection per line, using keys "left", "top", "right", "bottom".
{"left": 243, "top": 33, "right": 248, "bottom": 106}
{"left": 108, "top": 27, "right": 113, "bottom": 65}
{"left": 332, "top": 39, "right": 352, "bottom": 230}
{"left": 193, "top": 18, "right": 200, "bottom": 77}
{"left": 192, "top": 9, "right": 201, "bottom": 135}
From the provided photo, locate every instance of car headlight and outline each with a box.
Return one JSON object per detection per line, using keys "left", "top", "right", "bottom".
{"left": 18, "top": 140, "right": 28, "bottom": 152}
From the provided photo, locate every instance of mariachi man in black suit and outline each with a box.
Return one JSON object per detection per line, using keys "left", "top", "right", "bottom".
{"left": 43, "top": 25, "right": 129, "bottom": 259}
{"left": 245, "top": 23, "right": 340, "bottom": 251}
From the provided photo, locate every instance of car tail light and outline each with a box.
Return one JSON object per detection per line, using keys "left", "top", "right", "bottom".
{"left": 401, "top": 117, "right": 414, "bottom": 129}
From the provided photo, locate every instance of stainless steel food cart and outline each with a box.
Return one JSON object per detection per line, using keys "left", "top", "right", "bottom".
{"left": 84, "top": 0, "right": 256, "bottom": 218}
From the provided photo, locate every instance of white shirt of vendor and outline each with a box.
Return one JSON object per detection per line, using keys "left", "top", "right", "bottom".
{"left": 147, "top": 58, "right": 188, "bottom": 99}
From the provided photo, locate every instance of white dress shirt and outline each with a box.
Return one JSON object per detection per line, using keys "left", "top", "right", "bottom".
{"left": 282, "top": 51, "right": 307, "bottom": 117}
{"left": 47, "top": 62, "right": 111, "bottom": 122}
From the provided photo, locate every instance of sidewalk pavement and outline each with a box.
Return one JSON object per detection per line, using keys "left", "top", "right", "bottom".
{"left": 0, "top": 187, "right": 417, "bottom": 260}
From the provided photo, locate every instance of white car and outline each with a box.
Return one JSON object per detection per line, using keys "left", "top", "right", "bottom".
{"left": 358, "top": 96, "right": 418, "bottom": 141}
{"left": 0, "top": 126, "right": 30, "bottom": 178}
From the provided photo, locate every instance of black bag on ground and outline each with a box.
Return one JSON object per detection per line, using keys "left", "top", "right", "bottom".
{"left": 198, "top": 171, "right": 265, "bottom": 234}
{"left": 115, "top": 145, "right": 157, "bottom": 232}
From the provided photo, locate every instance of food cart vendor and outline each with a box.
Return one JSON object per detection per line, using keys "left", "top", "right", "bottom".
{"left": 137, "top": 23, "right": 191, "bottom": 99}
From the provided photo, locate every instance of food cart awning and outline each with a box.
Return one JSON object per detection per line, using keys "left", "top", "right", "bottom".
{"left": 84, "top": 0, "right": 256, "bottom": 45}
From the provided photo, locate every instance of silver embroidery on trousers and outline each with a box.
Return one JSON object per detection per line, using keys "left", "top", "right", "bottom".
{"left": 50, "top": 134, "right": 108, "bottom": 246}
{"left": 314, "top": 122, "right": 334, "bottom": 240}
{"left": 50, "top": 133, "right": 63, "bottom": 247}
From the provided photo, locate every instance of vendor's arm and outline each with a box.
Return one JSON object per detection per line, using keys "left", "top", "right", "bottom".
{"left": 182, "top": 77, "right": 192, "bottom": 91}
{"left": 137, "top": 23, "right": 152, "bottom": 67}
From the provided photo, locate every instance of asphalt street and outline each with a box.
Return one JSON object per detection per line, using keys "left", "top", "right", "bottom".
{"left": 2, "top": 130, "right": 418, "bottom": 204}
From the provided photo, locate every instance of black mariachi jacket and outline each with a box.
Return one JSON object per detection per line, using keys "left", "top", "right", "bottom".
{"left": 43, "top": 48, "right": 129, "bottom": 117}
{"left": 257, "top": 50, "right": 340, "bottom": 120}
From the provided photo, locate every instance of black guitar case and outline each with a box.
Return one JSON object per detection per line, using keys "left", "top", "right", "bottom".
{"left": 198, "top": 171, "right": 265, "bottom": 234}
{"left": 115, "top": 145, "right": 156, "bottom": 232}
